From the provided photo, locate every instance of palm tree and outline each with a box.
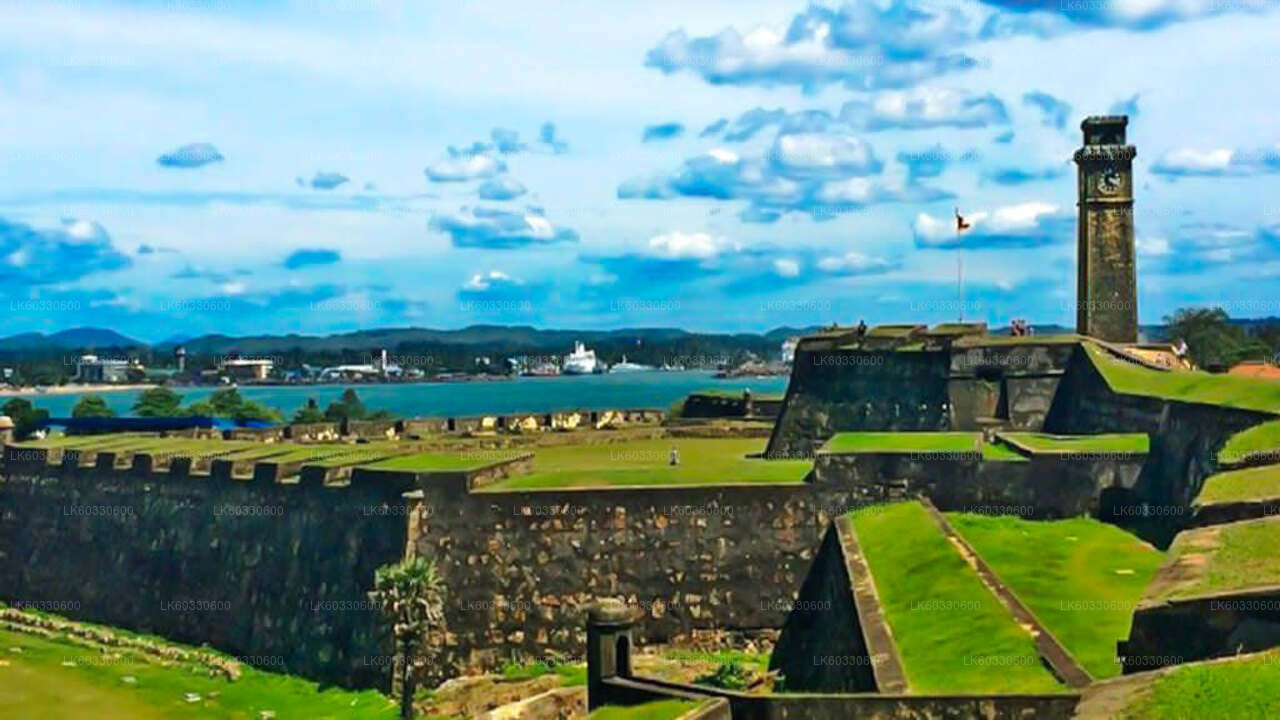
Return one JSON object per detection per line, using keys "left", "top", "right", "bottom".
{"left": 369, "top": 557, "right": 445, "bottom": 720}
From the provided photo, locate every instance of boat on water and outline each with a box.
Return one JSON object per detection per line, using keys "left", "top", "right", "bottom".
{"left": 608, "top": 355, "right": 653, "bottom": 373}
{"left": 562, "top": 341, "right": 600, "bottom": 375}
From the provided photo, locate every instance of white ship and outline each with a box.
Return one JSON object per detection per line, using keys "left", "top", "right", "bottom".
{"left": 562, "top": 341, "right": 600, "bottom": 375}
{"left": 609, "top": 355, "right": 653, "bottom": 373}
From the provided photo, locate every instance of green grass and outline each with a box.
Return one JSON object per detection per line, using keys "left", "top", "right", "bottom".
{"left": 1217, "top": 420, "right": 1280, "bottom": 464}
{"left": 981, "top": 441, "right": 1028, "bottom": 462}
{"left": 690, "top": 388, "right": 783, "bottom": 401}
{"left": 821, "top": 432, "right": 980, "bottom": 454}
{"left": 945, "top": 513, "right": 1163, "bottom": 679}
{"left": 0, "top": 628, "right": 395, "bottom": 719}
{"left": 1195, "top": 465, "right": 1280, "bottom": 505}
{"left": 999, "top": 432, "right": 1149, "bottom": 455}
{"left": 1085, "top": 343, "right": 1280, "bottom": 413}
{"left": 481, "top": 438, "right": 811, "bottom": 490}
{"left": 848, "top": 501, "right": 1063, "bottom": 694}
{"left": 1117, "top": 650, "right": 1280, "bottom": 720}
{"left": 588, "top": 700, "right": 699, "bottom": 720}
{"left": 498, "top": 661, "right": 587, "bottom": 687}
{"left": 1149, "top": 517, "right": 1280, "bottom": 602}
{"left": 363, "top": 451, "right": 521, "bottom": 472}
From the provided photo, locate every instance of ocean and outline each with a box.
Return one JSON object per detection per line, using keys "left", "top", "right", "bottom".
{"left": 9, "top": 371, "right": 789, "bottom": 419}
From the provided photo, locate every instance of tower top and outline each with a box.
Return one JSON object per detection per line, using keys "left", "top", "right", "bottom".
{"left": 1081, "top": 115, "right": 1128, "bottom": 146}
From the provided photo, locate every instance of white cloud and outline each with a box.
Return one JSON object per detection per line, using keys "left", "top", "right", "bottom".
{"left": 425, "top": 151, "right": 506, "bottom": 182}
{"left": 464, "top": 270, "right": 515, "bottom": 291}
{"left": 914, "top": 202, "right": 1071, "bottom": 248}
{"left": 817, "top": 251, "right": 894, "bottom": 274}
{"left": 772, "top": 258, "right": 801, "bottom": 277}
{"left": 646, "top": 231, "right": 734, "bottom": 260}
{"left": 1137, "top": 236, "right": 1171, "bottom": 257}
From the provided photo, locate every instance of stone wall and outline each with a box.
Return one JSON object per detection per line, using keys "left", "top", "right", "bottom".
{"left": 0, "top": 460, "right": 415, "bottom": 689}
{"left": 1044, "top": 345, "right": 1274, "bottom": 513}
{"left": 1121, "top": 586, "right": 1280, "bottom": 673}
{"left": 810, "top": 451, "right": 1144, "bottom": 519}
{"left": 766, "top": 342, "right": 950, "bottom": 458}
{"left": 411, "top": 477, "right": 869, "bottom": 681}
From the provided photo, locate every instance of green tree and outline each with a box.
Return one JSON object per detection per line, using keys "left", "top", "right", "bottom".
{"left": 232, "top": 400, "right": 283, "bottom": 423}
{"left": 324, "top": 388, "right": 368, "bottom": 422}
{"left": 293, "top": 398, "right": 325, "bottom": 424}
{"left": 132, "top": 387, "right": 184, "bottom": 417}
{"left": 2, "top": 397, "right": 50, "bottom": 441}
{"left": 1165, "top": 307, "right": 1270, "bottom": 371}
{"left": 369, "top": 557, "right": 445, "bottom": 720}
{"left": 71, "top": 395, "right": 116, "bottom": 419}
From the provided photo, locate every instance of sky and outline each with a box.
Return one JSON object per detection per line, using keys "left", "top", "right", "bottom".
{"left": 2, "top": 0, "right": 1280, "bottom": 341}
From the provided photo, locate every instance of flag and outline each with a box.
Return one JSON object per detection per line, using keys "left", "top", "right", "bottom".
{"left": 955, "top": 208, "right": 971, "bottom": 232}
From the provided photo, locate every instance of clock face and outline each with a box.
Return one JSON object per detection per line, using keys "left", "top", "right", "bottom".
{"left": 1098, "top": 169, "right": 1122, "bottom": 194}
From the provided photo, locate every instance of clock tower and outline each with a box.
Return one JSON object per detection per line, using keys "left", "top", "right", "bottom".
{"left": 1074, "top": 115, "right": 1138, "bottom": 344}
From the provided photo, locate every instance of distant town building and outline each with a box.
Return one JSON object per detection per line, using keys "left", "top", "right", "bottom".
{"left": 174, "top": 346, "right": 187, "bottom": 373}
{"left": 75, "top": 354, "right": 135, "bottom": 383}
{"left": 781, "top": 337, "right": 800, "bottom": 364}
{"left": 218, "top": 357, "right": 273, "bottom": 381}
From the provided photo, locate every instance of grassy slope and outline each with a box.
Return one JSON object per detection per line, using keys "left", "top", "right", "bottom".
{"left": 1085, "top": 343, "right": 1280, "bottom": 413}
{"left": 1217, "top": 419, "right": 1280, "bottom": 463}
{"left": 588, "top": 700, "right": 699, "bottom": 720}
{"left": 822, "top": 432, "right": 980, "bottom": 454}
{"left": 1000, "top": 432, "right": 1149, "bottom": 454}
{"left": 364, "top": 451, "right": 519, "bottom": 472}
{"left": 981, "top": 441, "right": 1029, "bottom": 462}
{"left": 1117, "top": 650, "right": 1280, "bottom": 720}
{"left": 849, "top": 502, "right": 1063, "bottom": 694}
{"left": 1195, "top": 465, "right": 1280, "bottom": 505}
{"left": 1151, "top": 517, "right": 1280, "bottom": 602}
{"left": 945, "top": 513, "right": 1162, "bottom": 679}
{"left": 483, "top": 438, "right": 810, "bottom": 490}
{"left": 0, "top": 628, "right": 395, "bottom": 720}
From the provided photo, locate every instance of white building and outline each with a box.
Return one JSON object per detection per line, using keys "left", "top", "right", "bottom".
{"left": 75, "top": 355, "right": 134, "bottom": 383}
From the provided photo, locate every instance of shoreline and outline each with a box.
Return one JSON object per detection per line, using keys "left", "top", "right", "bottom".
{"left": 0, "top": 383, "right": 158, "bottom": 398}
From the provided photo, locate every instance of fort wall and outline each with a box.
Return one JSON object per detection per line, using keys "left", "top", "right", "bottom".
{"left": 0, "top": 456, "right": 416, "bottom": 689}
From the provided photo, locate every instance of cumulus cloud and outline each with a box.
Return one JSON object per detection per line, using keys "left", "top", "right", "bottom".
{"left": 1151, "top": 145, "right": 1280, "bottom": 177}
{"left": 491, "top": 128, "right": 527, "bottom": 154}
{"left": 643, "top": 122, "right": 685, "bottom": 142}
{"left": 307, "top": 171, "right": 349, "bottom": 190}
{"left": 156, "top": 142, "right": 224, "bottom": 168}
{"left": 478, "top": 177, "right": 528, "bottom": 200}
{"left": 0, "top": 216, "right": 130, "bottom": 285}
{"left": 816, "top": 251, "right": 897, "bottom": 275}
{"left": 283, "top": 248, "right": 342, "bottom": 270}
{"left": 463, "top": 269, "right": 518, "bottom": 291}
{"left": 773, "top": 258, "right": 801, "bottom": 278}
{"left": 896, "top": 144, "right": 977, "bottom": 180}
{"left": 425, "top": 147, "right": 507, "bottom": 182}
{"left": 430, "top": 206, "right": 578, "bottom": 249}
{"left": 914, "top": 202, "right": 1072, "bottom": 248}
{"left": 1023, "top": 91, "right": 1072, "bottom": 129}
{"left": 1137, "top": 236, "right": 1170, "bottom": 257}
{"left": 645, "top": 1, "right": 981, "bottom": 92}
{"left": 645, "top": 231, "right": 736, "bottom": 260}
{"left": 840, "top": 87, "right": 1009, "bottom": 131}
{"left": 978, "top": 0, "right": 1276, "bottom": 31}
{"left": 619, "top": 134, "right": 949, "bottom": 222}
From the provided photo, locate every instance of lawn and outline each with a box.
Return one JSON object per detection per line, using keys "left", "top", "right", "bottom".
{"left": 364, "top": 450, "right": 522, "bottom": 473}
{"left": 1146, "top": 516, "right": 1280, "bottom": 603}
{"left": 821, "top": 432, "right": 980, "bottom": 454}
{"left": 998, "top": 432, "right": 1149, "bottom": 455}
{"left": 1195, "top": 465, "right": 1280, "bottom": 505}
{"left": 1217, "top": 419, "right": 1280, "bottom": 464}
{"left": 589, "top": 700, "right": 699, "bottom": 719}
{"left": 1085, "top": 343, "right": 1280, "bottom": 413}
{"left": 480, "top": 438, "right": 811, "bottom": 490}
{"left": 981, "top": 441, "right": 1028, "bottom": 462}
{"left": 1116, "top": 650, "right": 1280, "bottom": 720}
{"left": 848, "top": 501, "right": 1063, "bottom": 694}
{"left": 691, "top": 388, "right": 784, "bottom": 402}
{"left": 945, "top": 513, "right": 1163, "bottom": 679}
{"left": 0, "top": 628, "right": 396, "bottom": 720}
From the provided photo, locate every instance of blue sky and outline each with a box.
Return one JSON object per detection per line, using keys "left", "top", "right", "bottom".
{"left": 2, "top": 0, "right": 1280, "bottom": 340}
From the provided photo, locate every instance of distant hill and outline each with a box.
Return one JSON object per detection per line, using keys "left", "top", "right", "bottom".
{"left": 0, "top": 327, "right": 144, "bottom": 352}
